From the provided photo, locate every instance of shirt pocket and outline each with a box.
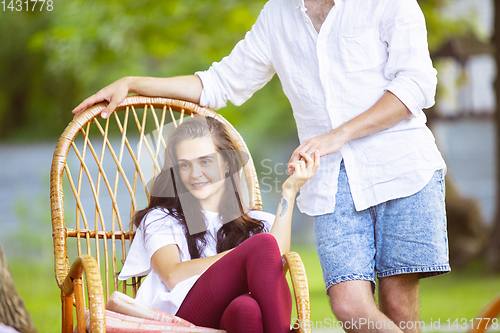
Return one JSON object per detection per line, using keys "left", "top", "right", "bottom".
{"left": 339, "top": 28, "right": 387, "bottom": 73}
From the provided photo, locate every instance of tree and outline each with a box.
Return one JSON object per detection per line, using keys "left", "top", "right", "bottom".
{"left": 0, "top": 242, "right": 37, "bottom": 333}
{"left": 486, "top": 0, "right": 500, "bottom": 273}
{"left": 0, "top": 10, "right": 80, "bottom": 140}
{"left": 0, "top": 0, "right": 475, "bottom": 143}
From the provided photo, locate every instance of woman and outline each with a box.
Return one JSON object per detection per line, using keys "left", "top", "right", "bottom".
{"left": 119, "top": 116, "right": 319, "bottom": 333}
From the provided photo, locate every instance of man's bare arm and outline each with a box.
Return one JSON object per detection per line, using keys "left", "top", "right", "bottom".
{"left": 288, "top": 91, "right": 411, "bottom": 171}
{"left": 72, "top": 75, "right": 203, "bottom": 119}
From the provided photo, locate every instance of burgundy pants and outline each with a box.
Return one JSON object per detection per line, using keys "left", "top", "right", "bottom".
{"left": 176, "top": 233, "right": 292, "bottom": 333}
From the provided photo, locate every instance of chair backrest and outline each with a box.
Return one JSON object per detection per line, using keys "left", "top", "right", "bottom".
{"left": 50, "top": 96, "right": 262, "bottom": 301}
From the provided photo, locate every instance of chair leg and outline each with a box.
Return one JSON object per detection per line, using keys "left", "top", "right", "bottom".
{"left": 62, "top": 291, "right": 74, "bottom": 333}
{"left": 74, "top": 278, "right": 86, "bottom": 333}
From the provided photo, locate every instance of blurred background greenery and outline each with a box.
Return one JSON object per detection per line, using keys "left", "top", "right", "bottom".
{"left": 0, "top": 0, "right": 476, "bottom": 143}
{"left": 1, "top": 0, "right": 500, "bottom": 332}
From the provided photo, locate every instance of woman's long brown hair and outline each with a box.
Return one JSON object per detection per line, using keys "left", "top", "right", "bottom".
{"left": 133, "top": 117, "right": 265, "bottom": 259}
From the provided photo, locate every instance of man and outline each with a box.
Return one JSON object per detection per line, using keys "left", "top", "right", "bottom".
{"left": 73, "top": 0, "right": 449, "bottom": 332}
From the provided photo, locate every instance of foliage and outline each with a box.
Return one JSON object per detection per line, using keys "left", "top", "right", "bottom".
{"left": 0, "top": 10, "right": 71, "bottom": 139}
{"left": 0, "top": 0, "right": 479, "bottom": 144}
{"left": 487, "top": 0, "right": 500, "bottom": 273}
{"left": 418, "top": 0, "right": 483, "bottom": 52}
{"left": 1, "top": 0, "right": 288, "bottom": 144}
{"left": 26, "top": 0, "right": 261, "bottom": 88}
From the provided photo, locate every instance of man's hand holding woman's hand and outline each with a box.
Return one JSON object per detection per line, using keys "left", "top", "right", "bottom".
{"left": 287, "top": 127, "right": 349, "bottom": 174}
{"left": 283, "top": 150, "right": 320, "bottom": 195}
{"left": 286, "top": 91, "right": 415, "bottom": 174}
{"left": 271, "top": 150, "right": 319, "bottom": 255}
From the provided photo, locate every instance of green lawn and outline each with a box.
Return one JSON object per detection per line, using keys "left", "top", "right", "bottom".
{"left": 289, "top": 246, "right": 500, "bottom": 329}
{"left": 6, "top": 247, "right": 500, "bottom": 333}
{"left": 8, "top": 258, "right": 61, "bottom": 332}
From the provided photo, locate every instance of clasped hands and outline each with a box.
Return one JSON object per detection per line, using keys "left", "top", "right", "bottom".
{"left": 287, "top": 127, "right": 348, "bottom": 175}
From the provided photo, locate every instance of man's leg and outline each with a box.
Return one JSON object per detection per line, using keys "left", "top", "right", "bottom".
{"left": 329, "top": 280, "right": 404, "bottom": 333}
{"left": 315, "top": 161, "right": 390, "bottom": 332}
{"left": 374, "top": 169, "right": 450, "bottom": 333}
{"left": 378, "top": 274, "right": 420, "bottom": 333}
{"left": 316, "top": 165, "right": 448, "bottom": 333}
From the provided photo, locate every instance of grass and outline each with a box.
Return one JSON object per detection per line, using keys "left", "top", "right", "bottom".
{"left": 418, "top": 261, "right": 500, "bottom": 323}
{"left": 289, "top": 245, "right": 500, "bottom": 328}
{"left": 6, "top": 246, "right": 500, "bottom": 333}
{"left": 8, "top": 258, "right": 61, "bottom": 332}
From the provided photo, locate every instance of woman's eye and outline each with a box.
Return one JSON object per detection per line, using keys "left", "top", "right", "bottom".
{"left": 180, "top": 163, "right": 190, "bottom": 169}
{"left": 201, "top": 159, "right": 211, "bottom": 165}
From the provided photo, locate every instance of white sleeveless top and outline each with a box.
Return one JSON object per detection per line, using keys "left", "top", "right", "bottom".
{"left": 118, "top": 208, "right": 275, "bottom": 315}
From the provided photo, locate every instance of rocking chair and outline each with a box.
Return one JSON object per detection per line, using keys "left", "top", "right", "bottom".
{"left": 49, "top": 96, "right": 311, "bottom": 333}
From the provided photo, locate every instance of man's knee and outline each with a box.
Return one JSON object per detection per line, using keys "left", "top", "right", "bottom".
{"left": 329, "top": 297, "right": 357, "bottom": 323}
{"left": 327, "top": 280, "right": 377, "bottom": 322}
{"left": 379, "top": 274, "right": 419, "bottom": 320}
{"left": 379, "top": 274, "right": 418, "bottom": 301}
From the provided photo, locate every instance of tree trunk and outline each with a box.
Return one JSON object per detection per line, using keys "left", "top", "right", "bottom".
{"left": 487, "top": 0, "right": 500, "bottom": 273}
{"left": 0, "top": 242, "right": 37, "bottom": 333}
{"left": 446, "top": 176, "right": 489, "bottom": 268}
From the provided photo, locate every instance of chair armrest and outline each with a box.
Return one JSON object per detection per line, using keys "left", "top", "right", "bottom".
{"left": 282, "top": 251, "right": 311, "bottom": 333}
{"left": 61, "top": 255, "right": 105, "bottom": 333}
{"left": 470, "top": 294, "right": 500, "bottom": 333}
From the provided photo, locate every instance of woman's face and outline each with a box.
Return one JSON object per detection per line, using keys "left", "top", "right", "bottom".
{"left": 176, "top": 136, "right": 228, "bottom": 212}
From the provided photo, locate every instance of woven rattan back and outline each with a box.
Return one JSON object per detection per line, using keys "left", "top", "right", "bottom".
{"left": 50, "top": 96, "right": 262, "bottom": 302}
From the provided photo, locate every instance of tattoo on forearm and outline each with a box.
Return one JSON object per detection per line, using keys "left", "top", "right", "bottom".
{"left": 279, "top": 195, "right": 288, "bottom": 217}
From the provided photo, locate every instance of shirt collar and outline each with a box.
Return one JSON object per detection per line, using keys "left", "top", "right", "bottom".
{"left": 296, "top": 0, "right": 340, "bottom": 11}
{"left": 296, "top": 0, "right": 306, "bottom": 11}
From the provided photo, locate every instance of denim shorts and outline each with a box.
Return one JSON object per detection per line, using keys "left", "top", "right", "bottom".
{"left": 314, "top": 162, "right": 450, "bottom": 293}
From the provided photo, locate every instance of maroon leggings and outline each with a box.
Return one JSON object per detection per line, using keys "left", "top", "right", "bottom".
{"left": 176, "top": 233, "right": 292, "bottom": 333}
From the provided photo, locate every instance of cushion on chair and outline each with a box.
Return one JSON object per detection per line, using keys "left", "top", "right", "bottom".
{"left": 83, "top": 291, "right": 226, "bottom": 333}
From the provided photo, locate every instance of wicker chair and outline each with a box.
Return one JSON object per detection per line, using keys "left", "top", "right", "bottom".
{"left": 469, "top": 296, "right": 500, "bottom": 333}
{"left": 50, "top": 96, "right": 311, "bottom": 333}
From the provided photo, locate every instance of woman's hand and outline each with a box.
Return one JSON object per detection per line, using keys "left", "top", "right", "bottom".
{"left": 283, "top": 150, "right": 320, "bottom": 196}
{"left": 72, "top": 77, "right": 132, "bottom": 119}
{"left": 270, "top": 150, "right": 319, "bottom": 255}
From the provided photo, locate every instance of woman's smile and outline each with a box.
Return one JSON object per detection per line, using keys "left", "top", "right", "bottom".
{"left": 192, "top": 181, "right": 211, "bottom": 190}
{"left": 176, "top": 136, "right": 228, "bottom": 212}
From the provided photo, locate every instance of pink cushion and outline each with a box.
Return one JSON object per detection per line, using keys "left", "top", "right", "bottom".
{"left": 81, "top": 291, "right": 226, "bottom": 333}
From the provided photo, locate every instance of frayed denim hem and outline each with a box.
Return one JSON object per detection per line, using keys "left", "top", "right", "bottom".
{"left": 377, "top": 264, "right": 451, "bottom": 279}
{"left": 324, "top": 274, "right": 375, "bottom": 294}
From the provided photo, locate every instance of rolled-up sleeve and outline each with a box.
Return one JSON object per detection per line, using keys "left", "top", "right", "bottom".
{"left": 380, "top": 0, "right": 437, "bottom": 116}
{"left": 196, "top": 3, "right": 275, "bottom": 110}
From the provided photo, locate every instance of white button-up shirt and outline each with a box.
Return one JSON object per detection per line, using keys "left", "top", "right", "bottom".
{"left": 196, "top": 0, "right": 446, "bottom": 215}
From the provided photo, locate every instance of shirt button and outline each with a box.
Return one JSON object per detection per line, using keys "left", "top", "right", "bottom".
{"left": 305, "top": 19, "right": 310, "bottom": 24}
